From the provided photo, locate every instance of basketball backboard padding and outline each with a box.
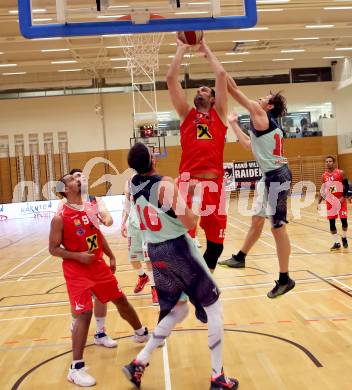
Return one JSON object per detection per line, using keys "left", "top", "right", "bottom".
{"left": 18, "top": 0, "right": 257, "bottom": 39}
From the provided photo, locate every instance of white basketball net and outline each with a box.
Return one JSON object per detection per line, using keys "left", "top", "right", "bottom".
{"left": 119, "top": 33, "right": 164, "bottom": 76}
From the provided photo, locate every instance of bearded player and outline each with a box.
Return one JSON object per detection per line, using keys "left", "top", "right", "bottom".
{"left": 166, "top": 36, "right": 228, "bottom": 274}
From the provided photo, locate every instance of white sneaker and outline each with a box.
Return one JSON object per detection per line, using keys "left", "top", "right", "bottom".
{"left": 133, "top": 327, "right": 150, "bottom": 343}
{"left": 193, "top": 237, "right": 202, "bottom": 248}
{"left": 94, "top": 332, "right": 117, "bottom": 348}
{"left": 67, "top": 366, "right": 96, "bottom": 387}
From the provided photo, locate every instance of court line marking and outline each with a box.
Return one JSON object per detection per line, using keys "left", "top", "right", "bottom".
{"left": 0, "top": 246, "right": 48, "bottom": 280}
{"left": 162, "top": 340, "right": 172, "bottom": 390}
{"left": 9, "top": 328, "right": 323, "bottom": 390}
{"left": 3, "top": 309, "right": 351, "bottom": 350}
{"left": 306, "top": 270, "right": 352, "bottom": 299}
{"left": 0, "top": 287, "right": 336, "bottom": 321}
{"left": 332, "top": 278, "right": 352, "bottom": 291}
{"left": 17, "top": 255, "right": 52, "bottom": 281}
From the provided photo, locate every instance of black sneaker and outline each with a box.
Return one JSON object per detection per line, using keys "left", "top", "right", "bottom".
{"left": 342, "top": 238, "right": 348, "bottom": 249}
{"left": 330, "top": 242, "right": 341, "bottom": 251}
{"left": 267, "top": 278, "right": 295, "bottom": 299}
{"left": 218, "top": 254, "right": 245, "bottom": 268}
{"left": 122, "top": 360, "right": 147, "bottom": 389}
{"left": 210, "top": 372, "right": 239, "bottom": 390}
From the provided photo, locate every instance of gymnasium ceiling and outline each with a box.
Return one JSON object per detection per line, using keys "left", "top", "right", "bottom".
{"left": 0, "top": 0, "right": 352, "bottom": 91}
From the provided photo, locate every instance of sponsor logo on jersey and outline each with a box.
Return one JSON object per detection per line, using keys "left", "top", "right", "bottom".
{"left": 76, "top": 228, "right": 85, "bottom": 236}
{"left": 196, "top": 124, "right": 212, "bottom": 140}
{"left": 75, "top": 301, "right": 85, "bottom": 311}
{"left": 86, "top": 234, "right": 98, "bottom": 251}
{"left": 74, "top": 219, "right": 81, "bottom": 226}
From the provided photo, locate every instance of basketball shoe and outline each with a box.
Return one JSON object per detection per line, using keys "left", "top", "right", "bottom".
{"left": 67, "top": 362, "right": 96, "bottom": 387}
{"left": 133, "top": 327, "right": 150, "bottom": 343}
{"left": 342, "top": 237, "right": 348, "bottom": 249}
{"left": 94, "top": 331, "right": 117, "bottom": 348}
{"left": 330, "top": 242, "right": 341, "bottom": 251}
{"left": 134, "top": 274, "right": 149, "bottom": 293}
{"left": 218, "top": 254, "right": 245, "bottom": 268}
{"left": 151, "top": 286, "right": 159, "bottom": 305}
{"left": 267, "top": 278, "right": 295, "bottom": 299}
{"left": 210, "top": 371, "right": 239, "bottom": 390}
{"left": 122, "top": 360, "right": 148, "bottom": 389}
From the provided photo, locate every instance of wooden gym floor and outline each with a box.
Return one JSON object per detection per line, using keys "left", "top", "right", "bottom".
{"left": 0, "top": 199, "right": 352, "bottom": 390}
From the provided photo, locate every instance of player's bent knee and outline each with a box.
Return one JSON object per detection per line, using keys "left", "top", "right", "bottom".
{"left": 252, "top": 216, "right": 265, "bottom": 229}
{"left": 77, "top": 310, "right": 93, "bottom": 322}
{"left": 341, "top": 218, "right": 348, "bottom": 229}
{"left": 204, "top": 241, "right": 224, "bottom": 270}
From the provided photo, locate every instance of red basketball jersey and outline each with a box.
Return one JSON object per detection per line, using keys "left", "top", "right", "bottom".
{"left": 59, "top": 203, "right": 103, "bottom": 262}
{"left": 179, "top": 107, "right": 227, "bottom": 177}
{"left": 322, "top": 169, "right": 343, "bottom": 198}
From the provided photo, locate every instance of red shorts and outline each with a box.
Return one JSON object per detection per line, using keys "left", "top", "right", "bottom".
{"left": 326, "top": 198, "right": 348, "bottom": 220}
{"left": 63, "top": 259, "right": 124, "bottom": 314}
{"left": 178, "top": 176, "right": 227, "bottom": 244}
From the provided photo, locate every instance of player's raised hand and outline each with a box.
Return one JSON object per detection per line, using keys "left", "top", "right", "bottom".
{"left": 198, "top": 38, "right": 210, "bottom": 57}
{"left": 77, "top": 251, "right": 95, "bottom": 264}
{"left": 228, "top": 111, "right": 239, "bottom": 124}
{"left": 176, "top": 34, "right": 191, "bottom": 50}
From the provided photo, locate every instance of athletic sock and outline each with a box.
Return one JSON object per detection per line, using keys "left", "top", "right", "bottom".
{"left": 136, "top": 304, "right": 189, "bottom": 365}
{"left": 204, "top": 300, "right": 224, "bottom": 378}
{"left": 236, "top": 250, "right": 247, "bottom": 262}
{"left": 279, "top": 272, "right": 289, "bottom": 285}
{"left": 135, "top": 326, "right": 147, "bottom": 336}
{"left": 342, "top": 231, "right": 347, "bottom": 239}
{"left": 95, "top": 317, "right": 106, "bottom": 334}
{"left": 137, "top": 268, "right": 146, "bottom": 277}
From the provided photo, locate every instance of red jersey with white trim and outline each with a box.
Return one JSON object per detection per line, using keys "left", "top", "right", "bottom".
{"left": 179, "top": 107, "right": 227, "bottom": 177}
{"left": 59, "top": 203, "right": 103, "bottom": 262}
{"left": 322, "top": 169, "right": 343, "bottom": 198}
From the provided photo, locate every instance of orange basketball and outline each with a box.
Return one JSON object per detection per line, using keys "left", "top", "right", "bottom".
{"left": 178, "top": 30, "right": 203, "bottom": 45}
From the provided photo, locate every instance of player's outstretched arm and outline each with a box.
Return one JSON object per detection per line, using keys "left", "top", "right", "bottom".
{"left": 158, "top": 177, "right": 198, "bottom": 231}
{"left": 120, "top": 180, "right": 131, "bottom": 238}
{"left": 49, "top": 215, "right": 95, "bottom": 264}
{"left": 228, "top": 111, "right": 251, "bottom": 151}
{"left": 227, "top": 74, "right": 268, "bottom": 130}
{"left": 198, "top": 39, "right": 227, "bottom": 121}
{"left": 96, "top": 197, "right": 113, "bottom": 226}
{"left": 166, "top": 37, "right": 191, "bottom": 121}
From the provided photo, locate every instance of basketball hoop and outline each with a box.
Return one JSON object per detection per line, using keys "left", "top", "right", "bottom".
{"left": 118, "top": 14, "right": 165, "bottom": 76}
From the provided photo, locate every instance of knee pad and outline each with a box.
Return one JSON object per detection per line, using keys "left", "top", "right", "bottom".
{"left": 329, "top": 218, "right": 337, "bottom": 233}
{"left": 203, "top": 240, "right": 224, "bottom": 270}
{"left": 341, "top": 218, "right": 348, "bottom": 229}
